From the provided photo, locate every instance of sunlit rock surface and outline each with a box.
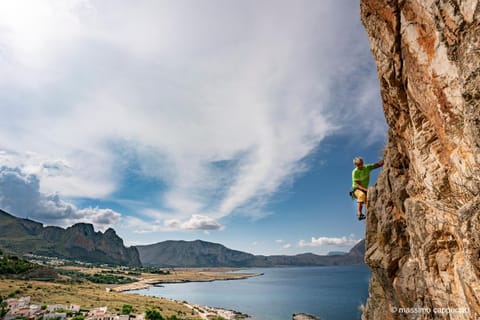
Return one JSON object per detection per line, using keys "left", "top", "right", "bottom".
{"left": 360, "top": 0, "right": 480, "bottom": 319}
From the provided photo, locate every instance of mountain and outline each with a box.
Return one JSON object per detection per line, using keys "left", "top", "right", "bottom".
{"left": 263, "top": 239, "right": 365, "bottom": 267}
{"left": 327, "top": 251, "right": 347, "bottom": 256}
{"left": 0, "top": 209, "right": 141, "bottom": 266}
{"left": 0, "top": 208, "right": 364, "bottom": 268}
{"left": 136, "top": 240, "right": 260, "bottom": 267}
{"left": 136, "top": 239, "right": 365, "bottom": 267}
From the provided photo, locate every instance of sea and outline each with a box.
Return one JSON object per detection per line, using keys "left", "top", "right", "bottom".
{"left": 131, "top": 265, "right": 371, "bottom": 320}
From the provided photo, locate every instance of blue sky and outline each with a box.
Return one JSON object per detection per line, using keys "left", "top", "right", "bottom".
{"left": 0, "top": 0, "right": 387, "bottom": 255}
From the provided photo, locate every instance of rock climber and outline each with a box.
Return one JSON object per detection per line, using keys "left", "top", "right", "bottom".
{"left": 351, "top": 156, "right": 384, "bottom": 220}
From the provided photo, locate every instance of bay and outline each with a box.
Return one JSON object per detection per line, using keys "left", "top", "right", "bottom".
{"left": 132, "top": 265, "right": 371, "bottom": 320}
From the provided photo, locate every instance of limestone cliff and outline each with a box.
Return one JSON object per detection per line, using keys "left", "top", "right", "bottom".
{"left": 0, "top": 209, "right": 141, "bottom": 266}
{"left": 360, "top": 0, "right": 480, "bottom": 319}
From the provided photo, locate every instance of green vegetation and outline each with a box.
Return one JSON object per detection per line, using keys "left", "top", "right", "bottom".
{"left": 0, "top": 255, "right": 37, "bottom": 275}
{"left": 146, "top": 308, "right": 165, "bottom": 320}
{"left": 144, "top": 308, "right": 191, "bottom": 320}
{"left": 0, "top": 295, "right": 9, "bottom": 318}
{"left": 122, "top": 304, "right": 133, "bottom": 315}
{"left": 8, "top": 289, "right": 21, "bottom": 298}
{"left": 86, "top": 273, "right": 136, "bottom": 284}
{"left": 88, "top": 267, "right": 169, "bottom": 276}
{"left": 139, "top": 267, "right": 170, "bottom": 275}
{"left": 119, "top": 267, "right": 170, "bottom": 275}
{"left": 56, "top": 269, "right": 136, "bottom": 284}
{"left": 101, "top": 269, "right": 142, "bottom": 276}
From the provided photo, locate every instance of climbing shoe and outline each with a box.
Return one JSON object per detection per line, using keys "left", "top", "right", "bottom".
{"left": 358, "top": 214, "right": 366, "bottom": 221}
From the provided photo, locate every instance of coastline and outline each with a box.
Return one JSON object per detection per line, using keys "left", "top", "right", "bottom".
{"left": 0, "top": 266, "right": 369, "bottom": 320}
{"left": 0, "top": 268, "right": 260, "bottom": 320}
{"left": 113, "top": 268, "right": 261, "bottom": 319}
{"left": 180, "top": 301, "right": 249, "bottom": 320}
{"left": 112, "top": 268, "right": 263, "bottom": 292}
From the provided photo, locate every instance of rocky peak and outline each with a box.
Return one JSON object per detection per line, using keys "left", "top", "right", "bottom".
{"left": 104, "top": 227, "right": 117, "bottom": 236}
{"left": 360, "top": 0, "right": 480, "bottom": 319}
{"left": 103, "top": 228, "right": 122, "bottom": 242}
{"left": 0, "top": 211, "right": 141, "bottom": 266}
{"left": 67, "top": 223, "right": 96, "bottom": 236}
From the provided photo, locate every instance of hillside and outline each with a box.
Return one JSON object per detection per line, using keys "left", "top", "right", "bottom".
{"left": 0, "top": 209, "right": 141, "bottom": 266}
{"left": 360, "top": 0, "right": 480, "bottom": 319}
{"left": 136, "top": 239, "right": 365, "bottom": 267}
{"left": 136, "top": 240, "right": 259, "bottom": 267}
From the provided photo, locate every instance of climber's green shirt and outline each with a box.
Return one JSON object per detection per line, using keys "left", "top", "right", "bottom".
{"left": 352, "top": 164, "right": 375, "bottom": 189}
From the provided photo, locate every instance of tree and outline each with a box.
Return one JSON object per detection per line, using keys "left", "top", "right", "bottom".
{"left": 122, "top": 304, "right": 133, "bottom": 315}
{"left": 145, "top": 308, "right": 165, "bottom": 320}
{"left": 0, "top": 296, "right": 9, "bottom": 318}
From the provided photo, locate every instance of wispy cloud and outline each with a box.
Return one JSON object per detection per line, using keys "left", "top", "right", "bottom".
{"left": 165, "top": 215, "right": 223, "bottom": 231}
{"left": 0, "top": 1, "right": 383, "bottom": 231}
{"left": 298, "top": 235, "right": 360, "bottom": 248}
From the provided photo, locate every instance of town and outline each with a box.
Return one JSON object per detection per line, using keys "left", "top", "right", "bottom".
{"left": 1, "top": 294, "right": 250, "bottom": 320}
{"left": 3, "top": 296, "right": 140, "bottom": 320}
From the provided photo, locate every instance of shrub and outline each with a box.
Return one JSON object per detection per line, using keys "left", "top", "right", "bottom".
{"left": 122, "top": 304, "right": 133, "bottom": 315}
{"left": 145, "top": 308, "right": 165, "bottom": 320}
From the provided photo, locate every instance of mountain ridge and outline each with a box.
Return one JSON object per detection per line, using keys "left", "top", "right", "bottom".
{"left": 135, "top": 238, "right": 365, "bottom": 267}
{"left": 0, "top": 209, "right": 365, "bottom": 268}
{"left": 0, "top": 209, "right": 141, "bottom": 266}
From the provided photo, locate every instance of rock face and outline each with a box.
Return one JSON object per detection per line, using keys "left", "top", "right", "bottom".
{"left": 0, "top": 209, "right": 141, "bottom": 266}
{"left": 360, "top": 0, "right": 480, "bottom": 319}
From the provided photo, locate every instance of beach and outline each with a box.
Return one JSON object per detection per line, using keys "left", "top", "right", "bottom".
{"left": 112, "top": 268, "right": 261, "bottom": 292}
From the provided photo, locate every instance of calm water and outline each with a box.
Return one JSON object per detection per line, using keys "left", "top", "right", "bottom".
{"left": 132, "top": 265, "right": 371, "bottom": 320}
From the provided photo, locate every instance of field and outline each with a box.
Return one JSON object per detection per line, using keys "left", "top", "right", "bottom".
{"left": 0, "top": 267, "right": 258, "bottom": 319}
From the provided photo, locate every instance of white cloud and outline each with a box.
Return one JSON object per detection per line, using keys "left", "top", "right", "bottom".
{"left": 126, "top": 212, "right": 223, "bottom": 233}
{"left": 275, "top": 239, "right": 284, "bottom": 243}
{"left": 0, "top": 1, "right": 383, "bottom": 231}
{"left": 298, "top": 235, "right": 360, "bottom": 248}
{"left": 165, "top": 214, "right": 223, "bottom": 231}
{"left": 283, "top": 244, "right": 292, "bottom": 249}
{"left": 0, "top": 151, "right": 114, "bottom": 198}
{"left": 0, "top": 166, "right": 120, "bottom": 231}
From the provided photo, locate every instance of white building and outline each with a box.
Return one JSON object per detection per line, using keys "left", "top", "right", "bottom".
{"left": 47, "top": 303, "right": 67, "bottom": 312}
{"left": 6, "top": 296, "right": 31, "bottom": 311}
{"left": 69, "top": 304, "right": 81, "bottom": 313}
{"left": 44, "top": 313, "right": 67, "bottom": 320}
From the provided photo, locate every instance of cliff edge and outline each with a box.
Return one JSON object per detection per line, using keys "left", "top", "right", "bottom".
{"left": 0, "top": 209, "right": 141, "bottom": 266}
{"left": 360, "top": 0, "right": 480, "bottom": 319}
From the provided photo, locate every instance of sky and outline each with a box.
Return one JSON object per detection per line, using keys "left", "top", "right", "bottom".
{"left": 0, "top": 0, "right": 387, "bottom": 256}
